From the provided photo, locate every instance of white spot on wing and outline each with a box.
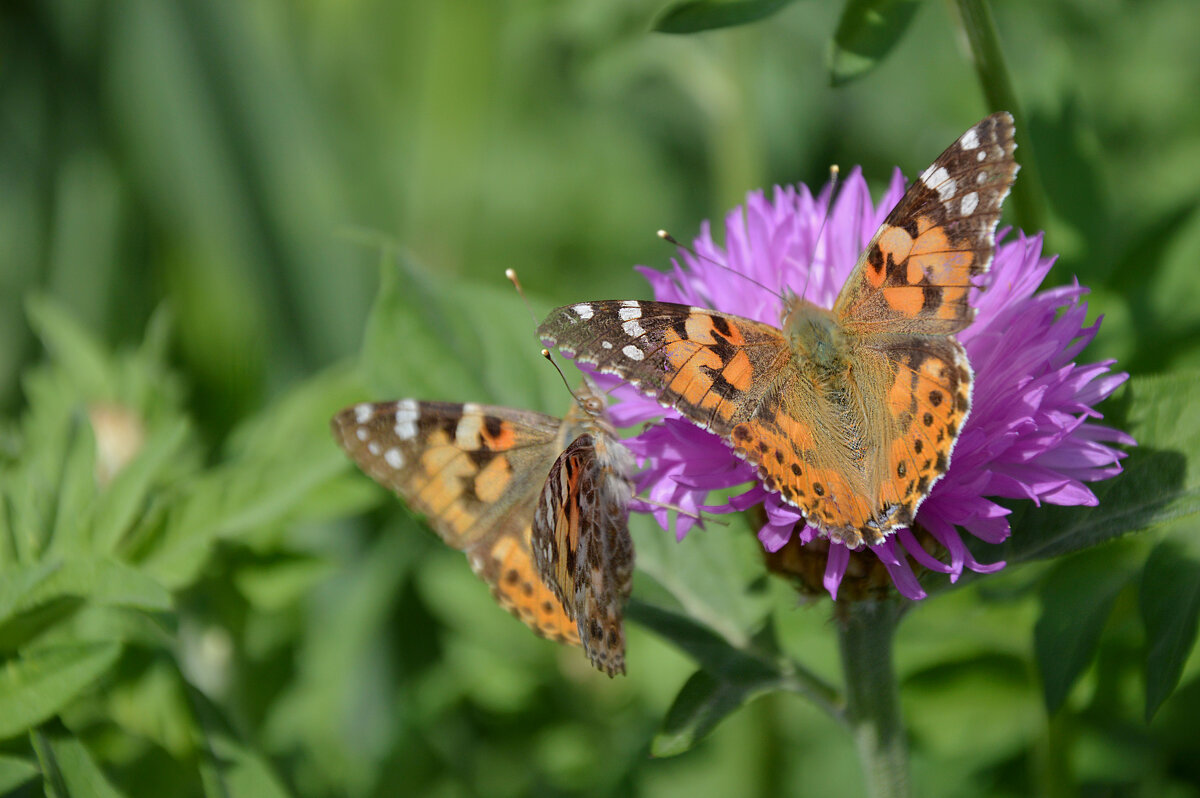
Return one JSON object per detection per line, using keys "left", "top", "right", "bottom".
{"left": 620, "top": 300, "right": 639, "bottom": 308}
{"left": 394, "top": 399, "right": 418, "bottom": 440}
{"left": 622, "top": 344, "right": 644, "bottom": 361}
{"left": 623, "top": 319, "right": 645, "bottom": 337}
{"left": 960, "top": 191, "right": 979, "bottom": 215}
{"left": 919, "top": 165, "right": 956, "bottom": 201}
{"left": 977, "top": 150, "right": 987, "bottom": 162}
{"left": 368, "top": 441, "right": 381, "bottom": 456}
{"left": 384, "top": 448, "right": 405, "bottom": 469}
{"left": 601, "top": 340, "right": 613, "bottom": 349}
{"left": 356, "top": 427, "right": 369, "bottom": 441}
{"left": 572, "top": 303, "right": 594, "bottom": 320}
{"left": 354, "top": 404, "right": 372, "bottom": 424}
{"left": 960, "top": 127, "right": 980, "bottom": 150}
{"left": 455, "top": 412, "right": 482, "bottom": 448}
{"left": 618, "top": 305, "right": 641, "bottom": 321}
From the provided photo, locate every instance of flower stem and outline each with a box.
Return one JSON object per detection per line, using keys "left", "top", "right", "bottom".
{"left": 950, "top": 0, "right": 1049, "bottom": 240}
{"left": 836, "top": 599, "right": 910, "bottom": 798}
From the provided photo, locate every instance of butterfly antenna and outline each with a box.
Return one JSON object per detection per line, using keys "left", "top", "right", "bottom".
{"left": 795, "top": 163, "right": 840, "bottom": 303}
{"left": 506, "top": 270, "right": 599, "bottom": 415}
{"left": 657, "top": 229, "right": 784, "bottom": 303}
{"left": 541, "top": 348, "right": 575, "bottom": 395}
{"left": 505, "top": 268, "right": 541, "bottom": 328}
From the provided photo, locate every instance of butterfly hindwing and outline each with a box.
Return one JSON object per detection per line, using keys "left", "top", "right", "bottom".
{"left": 532, "top": 433, "right": 635, "bottom": 676}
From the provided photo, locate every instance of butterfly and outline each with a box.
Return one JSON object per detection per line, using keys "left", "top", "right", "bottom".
{"left": 330, "top": 376, "right": 635, "bottom": 676}
{"left": 538, "top": 112, "right": 1019, "bottom": 549}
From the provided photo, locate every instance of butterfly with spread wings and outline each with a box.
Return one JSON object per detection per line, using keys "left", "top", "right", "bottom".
{"left": 539, "top": 113, "right": 1019, "bottom": 548}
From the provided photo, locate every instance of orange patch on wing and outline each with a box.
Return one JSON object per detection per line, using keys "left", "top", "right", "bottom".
{"left": 684, "top": 314, "right": 719, "bottom": 345}
{"left": 721, "top": 350, "right": 754, "bottom": 391}
{"left": 667, "top": 344, "right": 722, "bottom": 406}
{"left": 491, "top": 534, "right": 578, "bottom": 644}
{"left": 883, "top": 285, "right": 925, "bottom": 317}
{"left": 480, "top": 420, "right": 517, "bottom": 451}
{"left": 473, "top": 455, "right": 511, "bottom": 503}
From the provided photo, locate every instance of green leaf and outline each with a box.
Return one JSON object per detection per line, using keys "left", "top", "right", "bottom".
{"left": 999, "top": 373, "right": 1197, "bottom": 564}
{"left": 0, "top": 642, "right": 121, "bottom": 739}
{"left": 626, "top": 598, "right": 776, "bottom": 682}
{"left": 0, "top": 754, "right": 39, "bottom": 793}
{"left": 0, "top": 559, "right": 171, "bottom": 649}
{"left": 25, "top": 295, "right": 113, "bottom": 399}
{"left": 91, "top": 418, "right": 190, "bottom": 554}
{"left": 234, "top": 555, "right": 335, "bottom": 612}
{"left": 0, "top": 561, "right": 63, "bottom": 626}
{"left": 48, "top": 415, "right": 98, "bottom": 559}
{"left": 654, "top": 0, "right": 797, "bottom": 33}
{"left": 1034, "top": 543, "right": 1138, "bottom": 712}
{"left": 32, "top": 726, "right": 128, "bottom": 798}
{"left": 652, "top": 669, "right": 776, "bottom": 757}
{"left": 629, "top": 600, "right": 835, "bottom": 756}
{"left": 631, "top": 513, "right": 768, "bottom": 648}
{"left": 144, "top": 367, "right": 365, "bottom": 590}
{"left": 361, "top": 254, "right": 485, "bottom": 401}
{"left": 829, "top": 0, "right": 922, "bottom": 86}
{"left": 1140, "top": 522, "right": 1200, "bottom": 719}
{"left": 190, "top": 686, "right": 293, "bottom": 798}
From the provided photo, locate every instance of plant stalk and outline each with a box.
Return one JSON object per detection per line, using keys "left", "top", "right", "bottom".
{"left": 950, "top": 0, "right": 1049, "bottom": 241}
{"left": 836, "top": 599, "right": 910, "bottom": 798}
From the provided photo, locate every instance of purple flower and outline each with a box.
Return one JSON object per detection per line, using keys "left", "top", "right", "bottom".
{"left": 602, "top": 168, "right": 1134, "bottom": 600}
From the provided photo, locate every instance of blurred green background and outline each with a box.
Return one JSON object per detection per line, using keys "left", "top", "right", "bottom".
{"left": 3, "top": 1, "right": 1200, "bottom": 796}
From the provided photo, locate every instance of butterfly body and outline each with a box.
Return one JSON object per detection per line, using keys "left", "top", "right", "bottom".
{"left": 539, "top": 113, "right": 1018, "bottom": 548}
{"left": 331, "top": 378, "right": 634, "bottom": 676}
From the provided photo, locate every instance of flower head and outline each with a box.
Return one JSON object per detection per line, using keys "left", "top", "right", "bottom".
{"left": 603, "top": 168, "right": 1134, "bottom": 600}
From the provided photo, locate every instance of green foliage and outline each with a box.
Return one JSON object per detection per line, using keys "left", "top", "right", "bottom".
{"left": 654, "top": 0, "right": 800, "bottom": 33}
{"left": 4, "top": 1, "right": 1200, "bottom": 796}
{"left": 829, "top": 0, "right": 922, "bottom": 86}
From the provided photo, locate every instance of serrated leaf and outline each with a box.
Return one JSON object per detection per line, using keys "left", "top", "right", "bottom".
{"left": 1034, "top": 543, "right": 1138, "bottom": 712}
{"left": 654, "top": 0, "right": 797, "bottom": 33}
{"left": 999, "top": 373, "right": 1197, "bottom": 564}
{"left": 1140, "top": 523, "right": 1200, "bottom": 719}
{"left": 0, "top": 642, "right": 121, "bottom": 739}
{"left": 0, "top": 754, "right": 39, "bottom": 793}
{"left": 652, "top": 669, "right": 776, "bottom": 757}
{"left": 829, "top": 0, "right": 921, "bottom": 86}
{"left": 32, "top": 727, "right": 128, "bottom": 798}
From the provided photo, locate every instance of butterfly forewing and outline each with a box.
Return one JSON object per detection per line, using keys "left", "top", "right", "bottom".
{"left": 835, "top": 112, "right": 1018, "bottom": 336}
{"left": 331, "top": 400, "right": 580, "bottom": 644}
{"left": 539, "top": 301, "right": 790, "bottom": 441}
